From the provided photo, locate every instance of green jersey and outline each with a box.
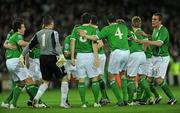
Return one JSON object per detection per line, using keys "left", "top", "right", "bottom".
{"left": 5, "top": 30, "right": 15, "bottom": 58}
{"left": 145, "top": 46, "right": 152, "bottom": 58}
{"left": 29, "top": 48, "right": 40, "bottom": 59}
{"left": 151, "top": 25, "right": 169, "bottom": 56}
{"left": 71, "top": 24, "right": 97, "bottom": 53}
{"left": 129, "top": 28, "right": 146, "bottom": 53}
{"left": 6, "top": 30, "right": 14, "bottom": 40}
{"left": 97, "top": 23, "right": 130, "bottom": 51}
{"left": 6, "top": 32, "right": 24, "bottom": 59}
{"left": 64, "top": 35, "right": 71, "bottom": 59}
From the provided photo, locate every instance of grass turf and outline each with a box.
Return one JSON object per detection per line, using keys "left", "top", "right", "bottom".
{"left": 0, "top": 86, "right": 179, "bottom": 113}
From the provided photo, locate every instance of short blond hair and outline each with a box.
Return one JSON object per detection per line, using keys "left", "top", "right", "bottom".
{"left": 131, "top": 16, "right": 141, "bottom": 28}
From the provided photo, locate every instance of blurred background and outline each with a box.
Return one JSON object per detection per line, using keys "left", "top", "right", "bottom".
{"left": 0, "top": 0, "right": 179, "bottom": 91}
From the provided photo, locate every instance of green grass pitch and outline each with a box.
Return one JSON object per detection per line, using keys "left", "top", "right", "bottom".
{"left": 0, "top": 86, "right": 180, "bottom": 113}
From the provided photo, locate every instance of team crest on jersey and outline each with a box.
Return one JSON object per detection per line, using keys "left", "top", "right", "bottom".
{"left": 79, "top": 36, "right": 87, "bottom": 42}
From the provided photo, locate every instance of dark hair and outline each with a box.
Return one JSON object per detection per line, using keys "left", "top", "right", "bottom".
{"left": 153, "top": 13, "right": 163, "bottom": 21}
{"left": 81, "top": 12, "right": 91, "bottom": 24}
{"left": 12, "top": 18, "right": 24, "bottom": 32}
{"left": 42, "top": 15, "right": 54, "bottom": 27}
{"left": 107, "top": 13, "right": 116, "bottom": 23}
{"left": 91, "top": 15, "right": 98, "bottom": 25}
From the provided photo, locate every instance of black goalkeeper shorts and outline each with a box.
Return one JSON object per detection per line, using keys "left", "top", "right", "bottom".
{"left": 40, "top": 55, "right": 67, "bottom": 81}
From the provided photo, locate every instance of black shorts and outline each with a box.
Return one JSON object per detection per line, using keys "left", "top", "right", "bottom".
{"left": 40, "top": 55, "right": 67, "bottom": 81}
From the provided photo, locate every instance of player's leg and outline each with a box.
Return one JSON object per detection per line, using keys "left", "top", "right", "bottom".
{"left": 91, "top": 76, "right": 101, "bottom": 107}
{"left": 76, "top": 53, "right": 87, "bottom": 107}
{"left": 60, "top": 75, "right": 70, "bottom": 108}
{"left": 146, "top": 58, "right": 162, "bottom": 104}
{"left": 108, "top": 50, "right": 129, "bottom": 106}
{"left": 98, "top": 54, "right": 110, "bottom": 105}
{"left": 154, "top": 56, "right": 177, "bottom": 105}
{"left": 120, "top": 71, "right": 128, "bottom": 105}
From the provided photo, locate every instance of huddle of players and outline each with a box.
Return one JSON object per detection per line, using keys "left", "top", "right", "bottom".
{"left": 1, "top": 12, "right": 177, "bottom": 109}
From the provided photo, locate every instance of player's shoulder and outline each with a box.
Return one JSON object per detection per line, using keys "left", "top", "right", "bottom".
{"left": 160, "top": 25, "right": 168, "bottom": 33}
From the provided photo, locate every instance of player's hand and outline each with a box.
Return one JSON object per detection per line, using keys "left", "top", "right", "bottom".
{"left": 136, "top": 31, "right": 151, "bottom": 38}
{"left": 79, "top": 30, "right": 87, "bottom": 37}
{"left": 19, "top": 55, "right": 25, "bottom": 67}
{"left": 8, "top": 44, "right": 17, "bottom": 50}
{"left": 128, "top": 36, "right": 135, "bottom": 41}
{"left": 93, "top": 57, "right": 100, "bottom": 68}
{"left": 56, "top": 54, "right": 66, "bottom": 68}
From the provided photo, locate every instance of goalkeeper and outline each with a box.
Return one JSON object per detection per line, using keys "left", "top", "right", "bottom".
{"left": 20, "top": 15, "right": 68, "bottom": 108}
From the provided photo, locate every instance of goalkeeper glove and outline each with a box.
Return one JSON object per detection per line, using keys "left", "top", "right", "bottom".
{"left": 19, "top": 55, "right": 26, "bottom": 67}
{"left": 56, "top": 54, "right": 66, "bottom": 68}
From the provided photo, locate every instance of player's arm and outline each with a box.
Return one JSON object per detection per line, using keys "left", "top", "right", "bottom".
{"left": 3, "top": 40, "right": 17, "bottom": 50}
{"left": 21, "top": 34, "right": 38, "bottom": 56}
{"left": 133, "top": 39, "right": 163, "bottom": 47}
{"left": 79, "top": 30, "right": 98, "bottom": 41}
{"left": 53, "top": 31, "right": 63, "bottom": 55}
{"left": 70, "top": 39, "right": 75, "bottom": 66}
{"left": 92, "top": 41, "right": 99, "bottom": 68}
{"left": 20, "top": 34, "right": 38, "bottom": 65}
{"left": 18, "top": 40, "right": 28, "bottom": 47}
{"left": 97, "top": 40, "right": 104, "bottom": 49}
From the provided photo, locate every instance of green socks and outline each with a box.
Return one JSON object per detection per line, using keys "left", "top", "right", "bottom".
{"left": 139, "top": 76, "right": 153, "bottom": 98}
{"left": 99, "top": 79, "right": 108, "bottom": 99}
{"left": 78, "top": 82, "right": 86, "bottom": 104}
{"left": 92, "top": 81, "right": 100, "bottom": 103}
{"left": 128, "top": 80, "right": 136, "bottom": 102}
{"left": 11, "top": 86, "right": 22, "bottom": 106}
{"left": 150, "top": 81, "right": 160, "bottom": 98}
{"left": 26, "top": 84, "right": 39, "bottom": 98}
{"left": 121, "top": 76, "right": 128, "bottom": 102}
{"left": 136, "top": 85, "right": 143, "bottom": 100}
{"left": 160, "top": 81, "right": 175, "bottom": 99}
{"left": 110, "top": 80, "right": 123, "bottom": 103}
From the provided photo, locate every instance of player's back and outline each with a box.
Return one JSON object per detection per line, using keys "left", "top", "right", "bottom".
{"left": 36, "top": 29, "right": 59, "bottom": 55}
{"left": 71, "top": 24, "right": 97, "bottom": 53}
{"left": 102, "top": 23, "right": 129, "bottom": 51}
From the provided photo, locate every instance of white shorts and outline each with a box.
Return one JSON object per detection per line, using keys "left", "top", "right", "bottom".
{"left": 76, "top": 53, "right": 99, "bottom": 79}
{"left": 28, "top": 58, "right": 42, "bottom": 81}
{"left": 127, "top": 52, "right": 146, "bottom": 77}
{"left": 98, "top": 54, "right": 106, "bottom": 75}
{"left": 108, "top": 49, "right": 130, "bottom": 74}
{"left": 144, "top": 58, "right": 153, "bottom": 77}
{"left": 64, "top": 60, "right": 77, "bottom": 77}
{"left": 6, "top": 58, "right": 31, "bottom": 82}
{"left": 151, "top": 56, "right": 170, "bottom": 79}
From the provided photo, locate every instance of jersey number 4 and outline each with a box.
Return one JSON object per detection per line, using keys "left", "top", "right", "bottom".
{"left": 115, "top": 27, "right": 123, "bottom": 39}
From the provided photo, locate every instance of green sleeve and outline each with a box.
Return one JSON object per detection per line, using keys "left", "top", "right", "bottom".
{"left": 16, "top": 35, "right": 24, "bottom": 45}
{"left": 71, "top": 27, "right": 78, "bottom": 40}
{"left": 97, "top": 26, "right": 108, "bottom": 40}
{"left": 158, "top": 28, "right": 168, "bottom": 42}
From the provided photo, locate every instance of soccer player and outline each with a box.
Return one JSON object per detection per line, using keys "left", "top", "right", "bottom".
{"left": 90, "top": 15, "right": 110, "bottom": 105}
{"left": 61, "top": 34, "right": 76, "bottom": 108}
{"left": 21, "top": 15, "right": 68, "bottom": 108}
{"left": 134, "top": 13, "right": 177, "bottom": 105}
{"left": 1, "top": 18, "right": 42, "bottom": 109}
{"left": 1, "top": 29, "right": 17, "bottom": 108}
{"left": 79, "top": 13, "right": 130, "bottom": 106}
{"left": 70, "top": 12, "right": 101, "bottom": 108}
{"left": 127, "top": 16, "right": 154, "bottom": 105}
